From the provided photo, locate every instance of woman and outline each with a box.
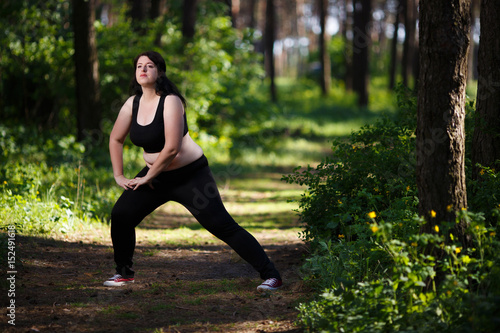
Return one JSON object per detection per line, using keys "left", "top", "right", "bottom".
{"left": 104, "top": 51, "right": 282, "bottom": 292}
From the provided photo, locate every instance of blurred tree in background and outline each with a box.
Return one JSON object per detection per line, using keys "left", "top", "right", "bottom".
{"left": 1, "top": 0, "right": 436, "bottom": 139}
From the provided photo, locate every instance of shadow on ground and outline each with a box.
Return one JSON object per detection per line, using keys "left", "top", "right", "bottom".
{"left": 2, "top": 230, "right": 310, "bottom": 332}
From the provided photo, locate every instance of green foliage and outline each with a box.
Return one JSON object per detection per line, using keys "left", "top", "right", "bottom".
{"left": 298, "top": 212, "right": 500, "bottom": 332}
{"left": 95, "top": 2, "right": 278, "bottom": 157}
{"left": 0, "top": 0, "right": 74, "bottom": 127}
{"left": 1, "top": 0, "right": 275, "bottom": 159}
{"left": 288, "top": 85, "right": 500, "bottom": 332}
{"left": 0, "top": 0, "right": 283, "bottom": 233}
{"left": 0, "top": 125, "right": 125, "bottom": 234}
{"left": 283, "top": 84, "right": 418, "bottom": 249}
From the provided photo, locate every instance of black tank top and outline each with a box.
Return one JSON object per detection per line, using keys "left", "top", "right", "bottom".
{"left": 129, "top": 94, "right": 188, "bottom": 153}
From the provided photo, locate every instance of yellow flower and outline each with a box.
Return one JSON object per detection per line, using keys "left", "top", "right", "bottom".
{"left": 480, "top": 169, "right": 485, "bottom": 175}
{"left": 434, "top": 225, "right": 440, "bottom": 233}
{"left": 338, "top": 234, "right": 345, "bottom": 238}
{"left": 371, "top": 225, "right": 379, "bottom": 233}
{"left": 338, "top": 200, "right": 342, "bottom": 205}
{"left": 490, "top": 232, "right": 496, "bottom": 237}
{"left": 368, "top": 211, "right": 377, "bottom": 219}
{"left": 455, "top": 247, "right": 461, "bottom": 254}
{"left": 3, "top": 181, "right": 7, "bottom": 185}
{"left": 406, "top": 186, "right": 410, "bottom": 191}
{"left": 462, "top": 255, "right": 471, "bottom": 264}
{"left": 431, "top": 210, "right": 436, "bottom": 218}
{"left": 446, "top": 205, "right": 452, "bottom": 212}
{"left": 411, "top": 242, "right": 417, "bottom": 247}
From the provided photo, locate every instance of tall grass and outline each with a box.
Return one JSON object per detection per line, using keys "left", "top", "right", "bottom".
{"left": 0, "top": 78, "right": 396, "bottom": 240}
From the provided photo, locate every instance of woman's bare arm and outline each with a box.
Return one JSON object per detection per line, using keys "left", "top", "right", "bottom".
{"left": 109, "top": 96, "right": 134, "bottom": 190}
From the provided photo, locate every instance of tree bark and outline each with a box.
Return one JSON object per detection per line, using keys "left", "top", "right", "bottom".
{"left": 344, "top": 0, "right": 353, "bottom": 91}
{"left": 265, "top": 0, "right": 277, "bottom": 102}
{"left": 352, "top": 0, "right": 371, "bottom": 107}
{"left": 182, "top": 0, "right": 198, "bottom": 40}
{"left": 318, "top": 0, "right": 331, "bottom": 96}
{"left": 402, "top": 0, "right": 416, "bottom": 88}
{"left": 150, "top": 0, "right": 166, "bottom": 19}
{"left": 72, "top": 0, "right": 101, "bottom": 142}
{"left": 471, "top": 0, "right": 500, "bottom": 178}
{"left": 128, "top": 0, "right": 148, "bottom": 22}
{"left": 231, "top": 0, "right": 240, "bottom": 28}
{"left": 249, "top": 0, "right": 257, "bottom": 29}
{"left": 389, "top": 0, "right": 401, "bottom": 90}
{"left": 416, "top": 0, "right": 471, "bottom": 246}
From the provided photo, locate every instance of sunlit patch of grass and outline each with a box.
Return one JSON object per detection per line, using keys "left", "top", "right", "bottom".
{"left": 137, "top": 226, "right": 223, "bottom": 247}
{"left": 142, "top": 249, "right": 160, "bottom": 257}
{"left": 99, "top": 305, "right": 121, "bottom": 314}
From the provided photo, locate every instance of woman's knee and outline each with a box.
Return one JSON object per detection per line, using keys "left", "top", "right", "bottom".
{"left": 111, "top": 202, "right": 142, "bottom": 228}
{"left": 200, "top": 214, "right": 243, "bottom": 238}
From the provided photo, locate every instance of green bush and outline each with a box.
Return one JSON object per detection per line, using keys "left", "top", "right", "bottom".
{"left": 0, "top": 125, "right": 125, "bottom": 234}
{"left": 95, "top": 2, "right": 278, "bottom": 159}
{"left": 2, "top": 0, "right": 277, "bottom": 159}
{"left": 283, "top": 84, "right": 418, "bottom": 249}
{"left": 298, "top": 212, "right": 500, "bottom": 332}
{"left": 287, "top": 85, "right": 500, "bottom": 331}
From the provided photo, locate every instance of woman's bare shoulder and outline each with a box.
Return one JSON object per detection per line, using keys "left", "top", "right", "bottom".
{"left": 163, "top": 95, "right": 184, "bottom": 112}
{"left": 118, "top": 95, "right": 137, "bottom": 114}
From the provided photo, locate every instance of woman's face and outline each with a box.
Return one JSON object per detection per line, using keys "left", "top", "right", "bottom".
{"left": 135, "top": 56, "right": 158, "bottom": 87}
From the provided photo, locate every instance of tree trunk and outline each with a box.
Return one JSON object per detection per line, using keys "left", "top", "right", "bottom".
{"left": 389, "top": 0, "right": 401, "bottom": 90}
{"left": 72, "top": 0, "right": 101, "bottom": 142}
{"left": 150, "top": 0, "right": 166, "bottom": 19}
{"left": 231, "top": 0, "right": 240, "bottom": 28}
{"left": 128, "top": 0, "right": 148, "bottom": 24}
{"left": 352, "top": 0, "right": 371, "bottom": 107}
{"left": 471, "top": 0, "right": 500, "bottom": 178}
{"left": 416, "top": 0, "right": 471, "bottom": 246}
{"left": 182, "top": 0, "right": 198, "bottom": 40}
{"left": 249, "top": 0, "right": 257, "bottom": 29}
{"left": 344, "top": 0, "right": 353, "bottom": 91}
{"left": 318, "top": 0, "right": 331, "bottom": 96}
{"left": 402, "top": 0, "right": 416, "bottom": 88}
{"left": 265, "top": 0, "right": 277, "bottom": 102}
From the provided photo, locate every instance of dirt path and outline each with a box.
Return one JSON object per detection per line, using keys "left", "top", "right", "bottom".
{"left": 3, "top": 174, "right": 310, "bottom": 332}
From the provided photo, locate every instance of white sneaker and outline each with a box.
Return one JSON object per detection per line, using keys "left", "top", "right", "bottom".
{"left": 257, "top": 278, "right": 283, "bottom": 292}
{"left": 103, "top": 274, "right": 134, "bottom": 287}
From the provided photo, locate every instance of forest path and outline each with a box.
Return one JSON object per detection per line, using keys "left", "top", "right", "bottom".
{"left": 5, "top": 169, "right": 311, "bottom": 332}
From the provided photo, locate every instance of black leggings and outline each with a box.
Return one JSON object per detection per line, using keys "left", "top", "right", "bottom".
{"left": 110, "top": 155, "right": 281, "bottom": 280}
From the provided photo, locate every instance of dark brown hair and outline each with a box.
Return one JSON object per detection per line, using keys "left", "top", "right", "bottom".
{"left": 130, "top": 51, "right": 186, "bottom": 106}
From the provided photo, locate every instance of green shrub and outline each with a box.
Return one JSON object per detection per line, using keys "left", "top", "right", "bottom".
{"left": 288, "top": 85, "right": 500, "bottom": 332}
{"left": 297, "top": 211, "right": 500, "bottom": 332}
{"left": 0, "top": 125, "right": 125, "bottom": 234}
{"left": 283, "top": 84, "right": 418, "bottom": 249}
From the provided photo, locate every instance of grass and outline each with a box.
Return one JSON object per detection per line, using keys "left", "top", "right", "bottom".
{"left": 1, "top": 77, "right": 397, "bottom": 244}
{"left": 0, "top": 78, "right": 400, "bottom": 333}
